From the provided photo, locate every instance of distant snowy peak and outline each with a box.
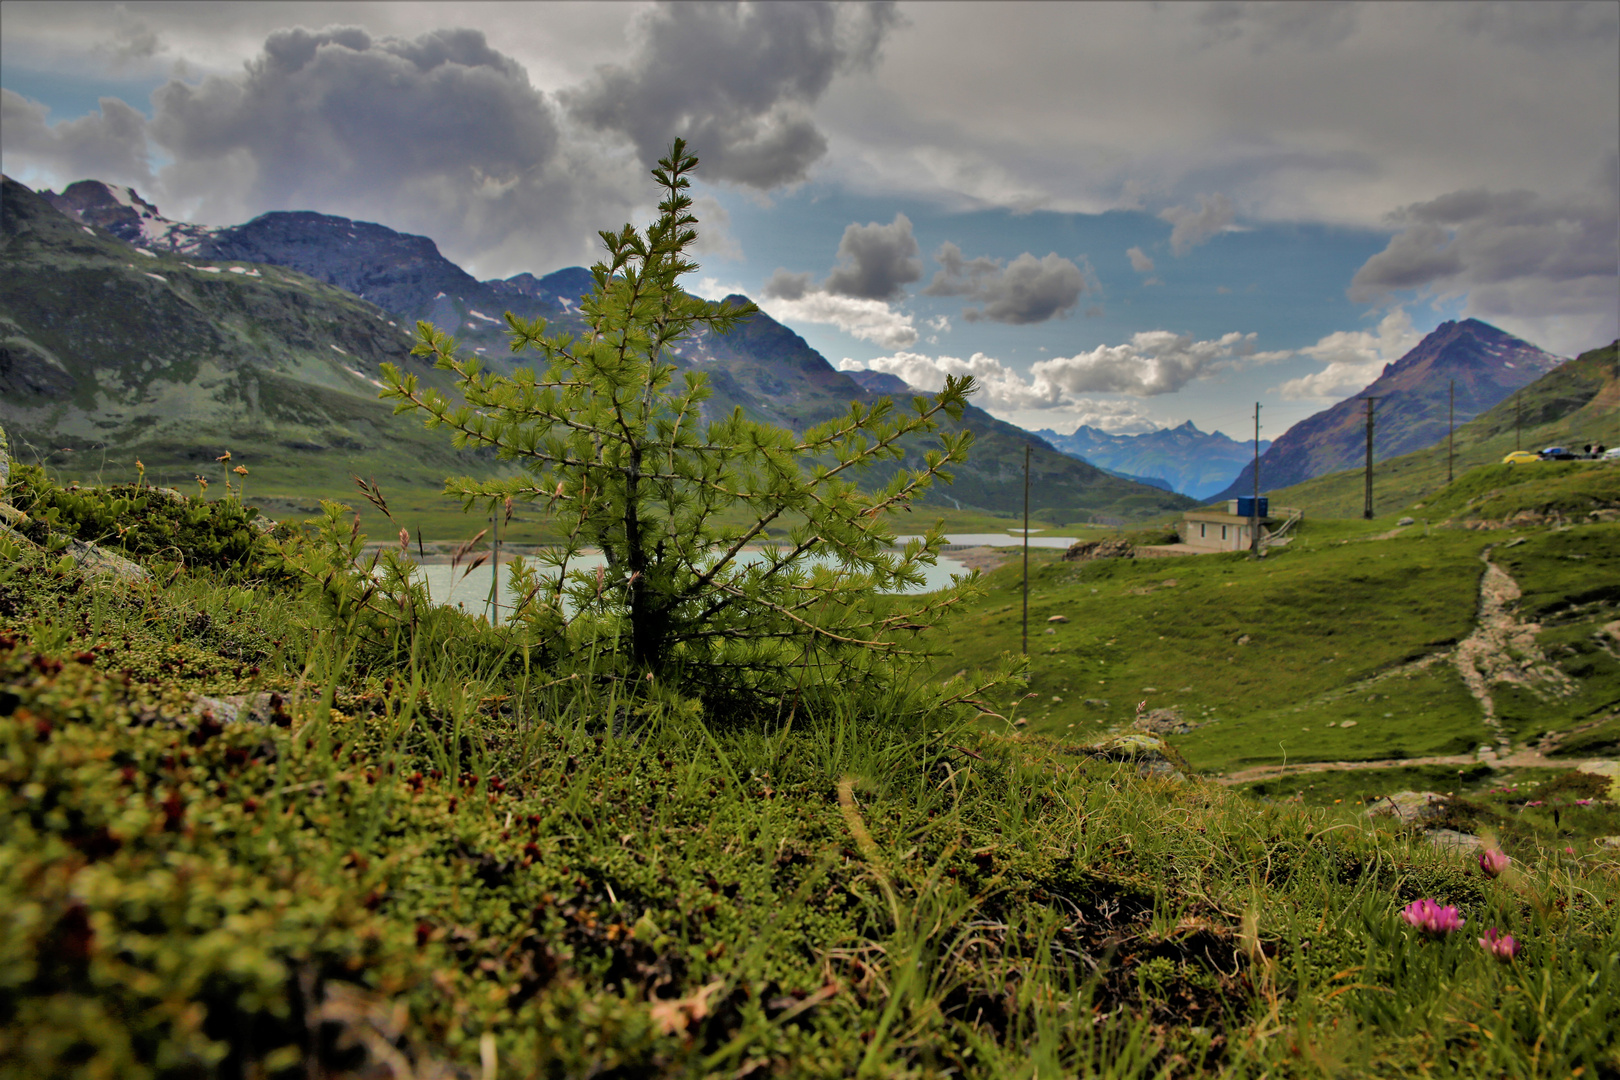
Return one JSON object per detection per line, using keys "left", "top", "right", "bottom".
{"left": 41, "top": 180, "right": 221, "bottom": 254}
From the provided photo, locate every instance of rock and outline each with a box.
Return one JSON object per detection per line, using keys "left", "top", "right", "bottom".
{"left": 1062, "top": 538, "right": 1134, "bottom": 563}
{"left": 1397, "top": 516, "right": 1416, "bottom": 526}
{"left": 193, "top": 692, "right": 291, "bottom": 728}
{"left": 1047, "top": 614, "right": 1069, "bottom": 623}
{"left": 1575, "top": 760, "right": 1620, "bottom": 800}
{"left": 1365, "top": 790, "right": 1447, "bottom": 825}
{"left": 1081, "top": 731, "right": 1189, "bottom": 782}
{"left": 64, "top": 537, "right": 151, "bottom": 583}
{"left": 1339, "top": 720, "right": 1357, "bottom": 728}
{"left": 1236, "top": 634, "right": 1251, "bottom": 646}
{"left": 1132, "top": 707, "right": 1200, "bottom": 735}
{"left": 1161, "top": 579, "right": 1178, "bottom": 587}
{"left": 1426, "top": 829, "right": 1483, "bottom": 852}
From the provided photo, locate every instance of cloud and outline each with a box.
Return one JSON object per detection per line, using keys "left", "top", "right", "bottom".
{"left": 1348, "top": 168, "right": 1619, "bottom": 355}
{"left": 96, "top": 6, "right": 170, "bottom": 68}
{"left": 823, "top": 212, "right": 922, "bottom": 300}
{"left": 0, "top": 90, "right": 154, "bottom": 188}
{"left": 1158, "top": 193, "right": 1235, "bottom": 256}
{"left": 1033, "top": 330, "right": 1259, "bottom": 396}
{"left": 1195, "top": 2, "right": 1361, "bottom": 52}
{"left": 1126, "top": 246, "right": 1156, "bottom": 273}
{"left": 762, "top": 269, "right": 813, "bottom": 300}
{"left": 759, "top": 292, "right": 917, "bottom": 349}
{"left": 839, "top": 351, "right": 1058, "bottom": 410}
{"left": 689, "top": 194, "right": 743, "bottom": 260}
{"left": 563, "top": 1, "right": 900, "bottom": 188}
{"left": 923, "top": 242, "right": 1087, "bottom": 324}
{"left": 107, "top": 25, "right": 643, "bottom": 277}
{"left": 1275, "top": 307, "right": 1423, "bottom": 401}
{"left": 836, "top": 328, "right": 1261, "bottom": 419}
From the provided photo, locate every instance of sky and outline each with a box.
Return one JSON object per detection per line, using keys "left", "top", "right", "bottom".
{"left": 3, "top": 1, "right": 1616, "bottom": 441}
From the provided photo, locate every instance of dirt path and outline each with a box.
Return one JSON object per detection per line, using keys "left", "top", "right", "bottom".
{"left": 1215, "top": 746, "right": 1562, "bottom": 786}
{"left": 1215, "top": 543, "right": 1583, "bottom": 785}
{"left": 1452, "top": 543, "right": 1575, "bottom": 752}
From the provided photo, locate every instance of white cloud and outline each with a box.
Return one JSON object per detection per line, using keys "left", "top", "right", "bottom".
{"left": 1126, "top": 246, "right": 1156, "bottom": 273}
{"left": 839, "top": 327, "right": 1263, "bottom": 418}
{"left": 760, "top": 292, "right": 917, "bottom": 349}
{"left": 1033, "top": 330, "right": 1261, "bottom": 397}
{"left": 838, "top": 352, "right": 1169, "bottom": 432}
{"left": 1275, "top": 307, "right": 1424, "bottom": 401}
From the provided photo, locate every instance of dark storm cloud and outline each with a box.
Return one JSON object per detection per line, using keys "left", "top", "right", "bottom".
{"left": 762, "top": 268, "right": 813, "bottom": 300}
{"left": 152, "top": 26, "right": 556, "bottom": 205}
{"left": 0, "top": 90, "right": 154, "bottom": 186}
{"left": 1349, "top": 174, "right": 1618, "bottom": 304}
{"left": 923, "top": 242, "right": 1086, "bottom": 325}
{"left": 822, "top": 212, "right": 921, "bottom": 300}
{"left": 563, "top": 1, "right": 899, "bottom": 188}
{"left": 121, "top": 24, "right": 633, "bottom": 276}
{"left": 1452, "top": 1, "right": 1619, "bottom": 52}
{"left": 1194, "top": 1, "right": 1359, "bottom": 51}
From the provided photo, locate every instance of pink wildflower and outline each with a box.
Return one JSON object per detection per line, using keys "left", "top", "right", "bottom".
{"left": 1478, "top": 928, "right": 1520, "bottom": 961}
{"left": 1477, "top": 848, "right": 1511, "bottom": 878}
{"left": 1401, "top": 898, "right": 1465, "bottom": 935}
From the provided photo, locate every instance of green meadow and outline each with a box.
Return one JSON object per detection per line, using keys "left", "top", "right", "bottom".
{"left": 4, "top": 447, "right": 1618, "bottom": 1077}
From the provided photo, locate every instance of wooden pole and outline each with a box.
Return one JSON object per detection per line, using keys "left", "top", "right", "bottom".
{"left": 1448, "top": 379, "right": 1455, "bottom": 484}
{"left": 1362, "top": 397, "right": 1379, "bottom": 520}
{"left": 1022, "top": 444, "right": 1030, "bottom": 657}
{"left": 1250, "top": 402, "right": 1262, "bottom": 558}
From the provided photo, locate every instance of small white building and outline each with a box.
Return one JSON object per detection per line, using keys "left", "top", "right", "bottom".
{"left": 1177, "top": 500, "right": 1301, "bottom": 552}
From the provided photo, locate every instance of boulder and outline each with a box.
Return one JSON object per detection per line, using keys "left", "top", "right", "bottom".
{"left": 1081, "top": 731, "right": 1188, "bottom": 782}
{"left": 1062, "top": 538, "right": 1134, "bottom": 563}
{"left": 65, "top": 537, "right": 151, "bottom": 584}
{"left": 1364, "top": 790, "right": 1447, "bottom": 826}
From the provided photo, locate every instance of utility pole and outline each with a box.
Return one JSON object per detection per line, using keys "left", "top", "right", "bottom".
{"left": 1250, "top": 402, "right": 1262, "bottom": 558}
{"left": 1447, "top": 379, "right": 1455, "bottom": 484}
{"left": 1022, "top": 444, "right": 1031, "bottom": 657}
{"left": 1362, "top": 396, "right": 1381, "bottom": 520}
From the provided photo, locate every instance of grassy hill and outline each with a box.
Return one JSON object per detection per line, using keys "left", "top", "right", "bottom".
{"left": 1265, "top": 340, "right": 1618, "bottom": 518}
{"left": 4, "top": 452, "right": 1618, "bottom": 1078}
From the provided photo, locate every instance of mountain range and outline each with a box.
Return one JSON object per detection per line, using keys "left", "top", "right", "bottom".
{"left": 1032, "top": 421, "right": 1267, "bottom": 500}
{"left": 4, "top": 176, "right": 1194, "bottom": 525}
{"left": 1215, "top": 318, "right": 1566, "bottom": 503}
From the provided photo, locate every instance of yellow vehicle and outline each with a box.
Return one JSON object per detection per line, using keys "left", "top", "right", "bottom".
{"left": 1502, "top": 450, "right": 1541, "bottom": 464}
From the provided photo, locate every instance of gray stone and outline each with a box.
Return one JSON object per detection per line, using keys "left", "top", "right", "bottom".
{"left": 1426, "top": 829, "right": 1483, "bottom": 852}
{"left": 1397, "top": 516, "right": 1416, "bottom": 527}
{"left": 1365, "top": 790, "right": 1448, "bottom": 825}
{"left": 193, "top": 692, "right": 283, "bottom": 726}
{"left": 66, "top": 537, "right": 151, "bottom": 584}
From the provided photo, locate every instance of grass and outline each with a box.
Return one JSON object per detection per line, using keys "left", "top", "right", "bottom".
{"left": 4, "top": 460, "right": 1619, "bottom": 1078}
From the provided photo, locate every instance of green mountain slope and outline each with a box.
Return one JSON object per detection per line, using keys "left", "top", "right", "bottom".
{"left": 1266, "top": 340, "right": 1619, "bottom": 518}
{"left": 0, "top": 175, "right": 498, "bottom": 529}
{"left": 4, "top": 175, "right": 1190, "bottom": 529}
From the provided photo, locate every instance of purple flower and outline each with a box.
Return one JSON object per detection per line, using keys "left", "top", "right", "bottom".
{"left": 1401, "top": 898, "right": 1465, "bottom": 935}
{"left": 1526, "top": 800, "right": 1544, "bottom": 808}
{"left": 1479, "top": 928, "right": 1520, "bottom": 961}
{"left": 1477, "top": 848, "right": 1511, "bottom": 878}
{"left": 1575, "top": 799, "right": 1593, "bottom": 807}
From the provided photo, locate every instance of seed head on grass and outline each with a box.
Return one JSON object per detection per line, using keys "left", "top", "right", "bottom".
{"left": 1400, "top": 898, "right": 1465, "bottom": 935}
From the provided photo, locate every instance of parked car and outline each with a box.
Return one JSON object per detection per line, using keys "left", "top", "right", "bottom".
{"left": 1537, "top": 446, "right": 1577, "bottom": 460}
{"left": 1501, "top": 450, "right": 1541, "bottom": 465}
